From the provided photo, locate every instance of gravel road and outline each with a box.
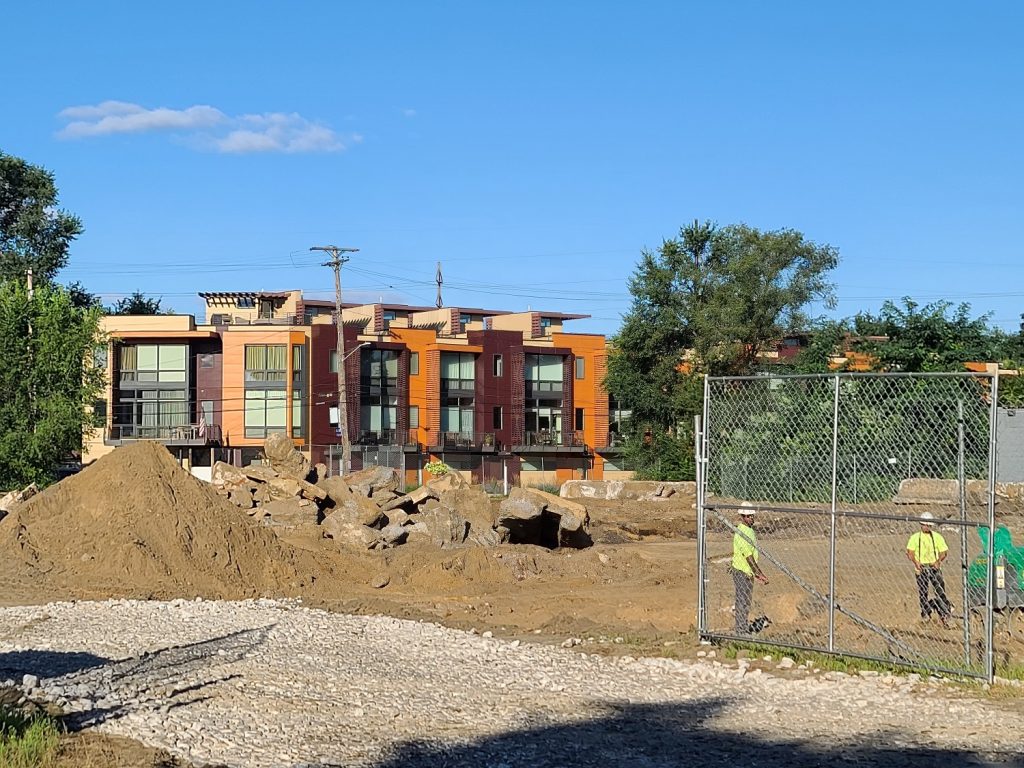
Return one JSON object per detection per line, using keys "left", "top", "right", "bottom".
{"left": 1, "top": 599, "right": 1022, "bottom": 767}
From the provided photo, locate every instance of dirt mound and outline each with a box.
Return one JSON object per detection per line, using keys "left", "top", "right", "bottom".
{"left": 0, "top": 442, "right": 331, "bottom": 599}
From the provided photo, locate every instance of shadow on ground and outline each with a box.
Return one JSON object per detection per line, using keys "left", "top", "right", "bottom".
{"left": 0, "top": 649, "right": 108, "bottom": 679}
{"left": 350, "top": 700, "right": 1023, "bottom": 768}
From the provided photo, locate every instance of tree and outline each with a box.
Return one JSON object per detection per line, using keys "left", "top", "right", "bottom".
{"left": 67, "top": 281, "right": 102, "bottom": 310}
{"left": 0, "top": 152, "right": 83, "bottom": 284}
{"left": 849, "top": 299, "right": 1002, "bottom": 373}
{"left": 0, "top": 280, "right": 104, "bottom": 487}
{"left": 605, "top": 220, "right": 839, "bottom": 480}
{"left": 108, "top": 291, "right": 170, "bottom": 315}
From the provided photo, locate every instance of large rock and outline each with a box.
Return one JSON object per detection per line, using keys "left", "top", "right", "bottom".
{"left": 439, "top": 487, "right": 499, "bottom": 546}
{"left": 497, "top": 487, "right": 591, "bottom": 549}
{"left": 522, "top": 488, "right": 588, "bottom": 532}
{"left": 382, "top": 483, "right": 438, "bottom": 512}
{"left": 261, "top": 498, "right": 318, "bottom": 527}
{"left": 560, "top": 479, "right": 696, "bottom": 501}
{"left": 499, "top": 487, "right": 546, "bottom": 521}
{"left": 344, "top": 466, "right": 400, "bottom": 497}
{"left": 227, "top": 487, "right": 254, "bottom": 509}
{"left": 263, "top": 433, "right": 311, "bottom": 481}
{"left": 329, "top": 492, "right": 386, "bottom": 528}
{"left": 0, "top": 483, "right": 38, "bottom": 514}
{"left": 426, "top": 472, "right": 469, "bottom": 493}
{"left": 893, "top": 478, "right": 990, "bottom": 506}
{"left": 321, "top": 511, "right": 379, "bottom": 549}
{"left": 210, "top": 462, "right": 248, "bottom": 490}
{"left": 409, "top": 507, "right": 469, "bottom": 548}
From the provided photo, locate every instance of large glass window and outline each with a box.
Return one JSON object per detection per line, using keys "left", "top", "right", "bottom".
{"left": 525, "top": 354, "right": 562, "bottom": 395}
{"left": 245, "top": 390, "right": 287, "bottom": 438}
{"left": 245, "top": 345, "right": 287, "bottom": 384}
{"left": 441, "top": 396, "right": 474, "bottom": 434}
{"left": 119, "top": 344, "right": 187, "bottom": 383}
{"left": 360, "top": 349, "right": 399, "bottom": 439}
{"left": 441, "top": 352, "right": 475, "bottom": 391}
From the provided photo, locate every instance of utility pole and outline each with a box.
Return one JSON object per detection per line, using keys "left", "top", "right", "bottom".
{"left": 436, "top": 261, "right": 443, "bottom": 308}
{"left": 311, "top": 245, "right": 359, "bottom": 475}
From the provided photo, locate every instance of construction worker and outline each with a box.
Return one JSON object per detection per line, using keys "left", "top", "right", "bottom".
{"left": 732, "top": 501, "right": 768, "bottom": 635}
{"left": 906, "top": 511, "right": 952, "bottom": 628}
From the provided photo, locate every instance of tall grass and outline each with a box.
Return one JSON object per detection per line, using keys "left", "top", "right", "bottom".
{"left": 0, "top": 706, "right": 60, "bottom": 768}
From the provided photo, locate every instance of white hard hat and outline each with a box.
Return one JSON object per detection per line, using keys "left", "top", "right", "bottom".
{"left": 920, "top": 511, "right": 935, "bottom": 523}
{"left": 739, "top": 501, "right": 756, "bottom": 516}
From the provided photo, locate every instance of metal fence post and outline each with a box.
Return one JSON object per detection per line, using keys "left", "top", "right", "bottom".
{"left": 957, "top": 399, "right": 971, "bottom": 667}
{"left": 828, "top": 374, "right": 841, "bottom": 652}
{"left": 695, "top": 413, "right": 706, "bottom": 637}
{"left": 986, "top": 374, "right": 1000, "bottom": 683}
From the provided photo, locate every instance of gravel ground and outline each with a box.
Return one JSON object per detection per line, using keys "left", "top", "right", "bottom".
{"left": 1, "top": 599, "right": 1023, "bottom": 767}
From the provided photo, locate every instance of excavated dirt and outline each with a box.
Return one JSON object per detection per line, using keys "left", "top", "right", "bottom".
{"left": 0, "top": 442, "right": 700, "bottom": 646}
{"left": 0, "top": 442, "right": 352, "bottom": 600}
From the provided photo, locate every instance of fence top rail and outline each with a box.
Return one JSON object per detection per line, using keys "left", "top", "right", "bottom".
{"left": 705, "top": 371, "right": 996, "bottom": 383}
{"left": 705, "top": 501, "right": 991, "bottom": 527}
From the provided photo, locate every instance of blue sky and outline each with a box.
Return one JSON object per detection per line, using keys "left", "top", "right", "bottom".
{"left": 3, "top": 1, "right": 1023, "bottom": 335}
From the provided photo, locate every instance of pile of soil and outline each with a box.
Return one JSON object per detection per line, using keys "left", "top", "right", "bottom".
{"left": 0, "top": 442, "right": 344, "bottom": 600}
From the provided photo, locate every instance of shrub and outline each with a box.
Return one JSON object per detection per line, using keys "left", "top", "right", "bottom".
{"left": 0, "top": 706, "right": 61, "bottom": 768}
{"left": 424, "top": 460, "right": 450, "bottom": 477}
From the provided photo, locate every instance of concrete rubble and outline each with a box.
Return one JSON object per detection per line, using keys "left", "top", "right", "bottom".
{"left": 0, "top": 483, "right": 38, "bottom": 522}
{"left": 205, "top": 437, "right": 592, "bottom": 551}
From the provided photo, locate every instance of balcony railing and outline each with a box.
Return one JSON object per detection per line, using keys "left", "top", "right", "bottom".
{"left": 518, "top": 430, "right": 587, "bottom": 448}
{"left": 430, "top": 431, "right": 497, "bottom": 451}
{"left": 106, "top": 423, "right": 222, "bottom": 444}
{"left": 210, "top": 313, "right": 306, "bottom": 326}
{"left": 354, "top": 429, "right": 414, "bottom": 447}
{"left": 601, "top": 431, "right": 627, "bottom": 449}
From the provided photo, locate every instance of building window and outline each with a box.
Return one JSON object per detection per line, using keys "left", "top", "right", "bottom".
{"left": 459, "top": 314, "right": 471, "bottom": 332}
{"left": 441, "top": 396, "right": 474, "bottom": 434}
{"left": 329, "top": 350, "right": 337, "bottom": 373}
{"left": 200, "top": 400, "right": 214, "bottom": 424}
{"left": 292, "top": 391, "right": 305, "bottom": 439}
{"left": 441, "top": 352, "right": 475, "bottom": 392}
{"left": 92, "top": 399, "right": 107, "bottom": 428}
{"left": 540, "top": 317, "right": 553, "bottom": 336}
{"left": 575, "top": 357, "right": 585, "bottom": 379}
{"left": 409, "top": 405, "right": 419, "bottom": 429}
{"left": 575, "top": 408, "right": 584, "bottom": 431}
{"left": 198, "top": 353, "right": 215, "bottom": 369}
{"left": 92, "top": 345, "right": 108, "bottom": 371}
{"left": 410, "top": 352, "right": 419, "bottom": 376}
{"left": 244, "top": 390, "right": 287, "bottom": 438}
{"left": 383, "top": 310, "right": 397, "bottom": 329}
{"left": 360, "top": 349, "right": 399, "bottom": 439}
{"left": 119, "top": 344, "right": 187, "bottom": 383}
{"left": 493, "top": 406, "right": 502, "bottom": 430}
{"left": 493, "top": 354, "right": 503, "bottom": 377}
{"left": 236, "top": 297, "right": 255, "bottom": 308}
{"left": 245, "top": 345, "right": 287, "bottom": 384}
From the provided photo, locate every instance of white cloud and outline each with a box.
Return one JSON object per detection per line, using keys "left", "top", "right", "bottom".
{"left": 56, "top": 101, "right": 349, "bottom": 154}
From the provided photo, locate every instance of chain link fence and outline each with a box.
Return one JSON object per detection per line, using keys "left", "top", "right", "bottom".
{"left": 696, "top": 372, "right": 999, "bottom": 679}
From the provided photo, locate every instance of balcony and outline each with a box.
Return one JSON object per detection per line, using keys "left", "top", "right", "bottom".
{"left": 353, "top": 429, "right": 418, "bottom": 451}
{"left": 428, "top": 431, "right": 497, "bottom": 453}
{"left": 512, "top": 430, "right": 588, "bottom": 453}
{"left": 597, "top": 431, "right": 627, "bottom": 451}
{"left": 105, "top": 423, "right": 222, "bottom": 446}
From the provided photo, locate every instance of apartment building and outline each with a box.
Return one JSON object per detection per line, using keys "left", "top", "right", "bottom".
{"left": 85, "top": 290, "right": 625, "bottom": 486}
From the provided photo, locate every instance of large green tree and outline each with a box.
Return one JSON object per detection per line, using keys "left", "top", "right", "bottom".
{"left": 0, "top": 152, "right": 83, "bottom": 283}
{"left": 0, "top": 280, "right": 104, "bottom": 487}
{"left": 108, "top": 290, "right": 170, "bottom": 315}
{"left": 605, "top": 220, "right": 839, "bottom": 479}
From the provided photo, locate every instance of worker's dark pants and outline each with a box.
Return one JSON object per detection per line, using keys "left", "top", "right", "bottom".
{"left": 916, "top": 566, "right": 951, "bottom": 619}
{"left": 733, "top": 568, "right": 753, "bottom": 634}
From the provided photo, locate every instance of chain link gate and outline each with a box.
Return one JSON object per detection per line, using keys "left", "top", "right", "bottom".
{"left": 696, "top": 372, "right": 999, "bottom": 679}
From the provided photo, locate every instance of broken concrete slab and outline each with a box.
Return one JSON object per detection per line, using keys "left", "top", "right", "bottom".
{"left": 0, "top": 483, "right": 38, "bottom": 514}
{"left": 520, "top": 488, "right": 589, "bottom": 532}
{"left": 210, "top": 462, "right": 248, "bottom": 490}
{"left": 261, "top": 498, "right": 319, "bottom": 528}
{"left": 407, "top": 507, "right": 469, "bottom": 548}
{"left": 227, "top": 487, "right": 254, "bottom": 510}
{"left": 426, "top": 472, "right": 469, "bottom": 493}
{"left": 498, "top": 487, "right": 545, "bottom": 521}
{"left": 893, "top": 478, "right": 990, "bottom": 506}
{"left": 344, "top": 466, "right": 400, "bottom": 497}
{"left": 321, "top": 511, "right": 379, "bottom": 549}
{"left": 264, "top": 433, "right": 312, "bottom": 481}
{"left": 382, "top": 483, "right": 438, "bottom": 512}
{"left": 560, "top": 479, "right": 696, "bottom": 501}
